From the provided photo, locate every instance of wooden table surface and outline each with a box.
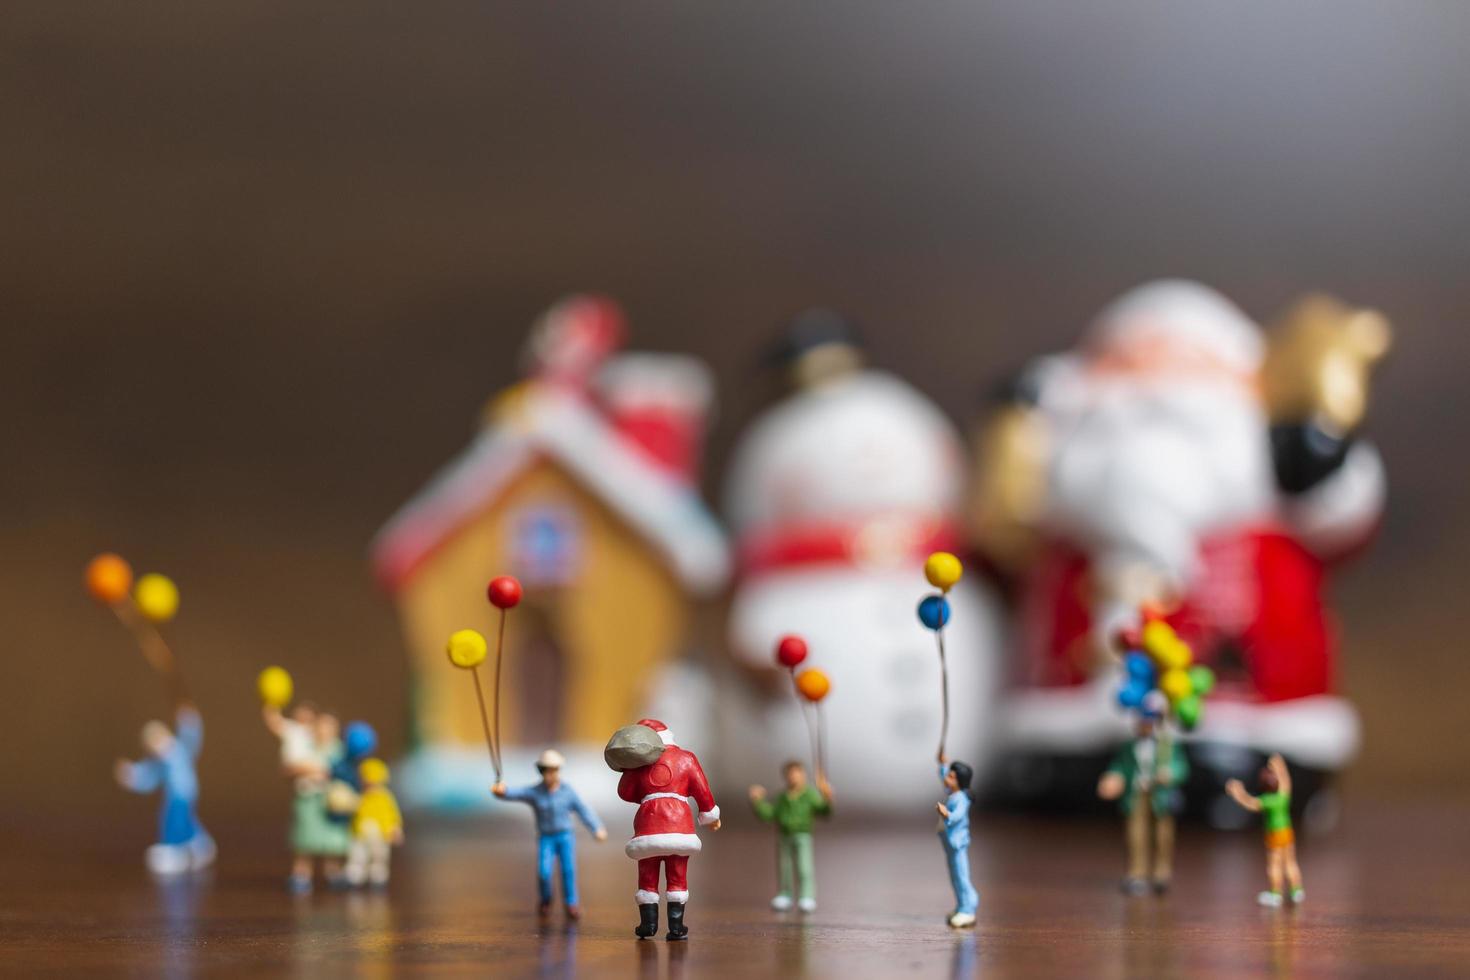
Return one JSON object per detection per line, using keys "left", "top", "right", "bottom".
{"left": 4, "top": 804, "right": 1468, "bottom": 978}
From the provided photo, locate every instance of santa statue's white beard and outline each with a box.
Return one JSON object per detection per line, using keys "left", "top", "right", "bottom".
{"left": 1045, "top": 376, "right": 1275, "bottom": 591}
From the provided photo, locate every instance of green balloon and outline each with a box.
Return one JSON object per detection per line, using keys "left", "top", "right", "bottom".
{"left": 1176, "top": 694, "right": 1202, "bottom": 729}
{"left": 1188, "top": 665, "right": 1216, "bottom": 697}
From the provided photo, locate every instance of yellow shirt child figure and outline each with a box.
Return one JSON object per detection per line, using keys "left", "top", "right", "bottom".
{"left": 346, "top": 759, "right": 404, "bottom": 888}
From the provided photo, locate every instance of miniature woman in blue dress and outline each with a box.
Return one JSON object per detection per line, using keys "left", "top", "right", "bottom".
{"left": 115, "top": 700, "right": 215, "bottom": 875}
{"left": 936, "top": 755, "right": 978, "bottom": 929}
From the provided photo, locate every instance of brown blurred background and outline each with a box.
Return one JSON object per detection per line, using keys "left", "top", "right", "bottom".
{"left": 4, "top": 1, "right": 1469, "bottom": 832}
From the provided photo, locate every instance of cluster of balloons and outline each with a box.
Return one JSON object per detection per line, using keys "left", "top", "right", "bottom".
{"left": 1115, "top": 613, "right": 1215, "bottom": 729}
{"left": 774, "top": 634, "right": 829, "bottom": 703}
{"left": 916, "top": 551, "right": 962, "bottom": 631}
{"left": 85, "top": 552, "right": 180, "bottom": 624}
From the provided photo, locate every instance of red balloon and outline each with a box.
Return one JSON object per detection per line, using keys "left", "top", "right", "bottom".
{"left": 487, "top": 576, "right": 523, "bottom": 610}
{"left": 775, "top": 635, "right": 808, "bottom": 669}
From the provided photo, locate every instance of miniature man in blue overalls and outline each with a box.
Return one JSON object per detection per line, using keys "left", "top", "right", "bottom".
{"left": 493, "top": 748, "right": 608, "bottom": 920}
{"left": 115, "top": 701, "right": 216, "bottom": 875}
{"left": 936, "top": 755, "right": 978, "bottom": 928}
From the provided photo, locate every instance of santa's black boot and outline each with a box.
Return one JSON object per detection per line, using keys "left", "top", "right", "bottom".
{"left": 634, "top": 903, "right": 659, "bottom": 940}
{"left": 665, "top": 902, "right": 689, "bottom": 941}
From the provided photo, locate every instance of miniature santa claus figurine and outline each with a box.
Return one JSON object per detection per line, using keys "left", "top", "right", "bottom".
{"left": 974, "top": 280, "right": 1390, "bottom": 822}
{"left": 604, "top": 719, "right": 721, "bottom": 941}
{"left": 718, "top": 310, "right": 1002, "bottom": 810}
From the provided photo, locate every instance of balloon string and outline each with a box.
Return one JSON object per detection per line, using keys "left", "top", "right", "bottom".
{"left": 491, "top": 607, "right": 507, "bottom": 779}
{"left": 791, "top": 668, "right": 822, "bottom": 782}
{"left": 817, "top": 703, "right": 828, "bottom": 783}
{"left": 471, "top": 664, "right": 500, "bottom": 780}
{"left": 937, "top": 627, "right": 950, "bottom": 762}
{"left": 112, "top": 602, "right": 187, "bottom": 707}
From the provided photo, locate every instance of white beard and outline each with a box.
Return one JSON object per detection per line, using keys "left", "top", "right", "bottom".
{"left": 1045, "top": 375, "right": 1275, "bottom": 588}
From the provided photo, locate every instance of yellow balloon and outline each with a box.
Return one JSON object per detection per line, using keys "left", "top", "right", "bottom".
{"left": 257, "top": 666, "right": 294, "bottom": 708}
{"left": 924, "top": 552, "right": 963, "bottom": 592}
{"left": 447, "top": 628, "right": 488, "bottom": 669}
{"left": 795, "top": 668, "right": 831, "bottom": 703}
{"left": 1140, "top": 619, "right": 1175, "bottom": 658}
{"left": 133, "top": 573, "right": 179, "bottom": 623}
{"left": 1161, "top": 667, "right": 1192, "bottom": 701}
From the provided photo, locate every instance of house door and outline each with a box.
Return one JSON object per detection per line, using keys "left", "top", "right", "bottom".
{"left": 514, "top": 602, "right": 564, "bottom": 747}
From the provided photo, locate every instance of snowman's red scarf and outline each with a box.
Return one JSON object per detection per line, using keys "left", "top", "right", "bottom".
{"left": 737, "top": 514, "right": 961, "bottom": 576}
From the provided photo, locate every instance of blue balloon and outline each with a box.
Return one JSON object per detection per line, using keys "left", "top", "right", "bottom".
{"left": 344, "top": 721, "right": 378, "bottom": 760}
{"left": 1116, "top": 680, "right": 1148, "bottom": 709}
{"left": 917, "top": 595, "right": 951, "bottom": 631}
{"left": 1125, "top": 652, "right": 1156, "bottom": 685}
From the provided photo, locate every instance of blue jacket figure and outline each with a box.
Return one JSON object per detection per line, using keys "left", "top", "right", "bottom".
{"left": 493, "top": 749, "right": 608, "bottom": 920}
{"left": 937, "top": 757, "right": 978, "bottom": 928}
{"left": 115, "top": 702, "right": 216, "bottom": 875}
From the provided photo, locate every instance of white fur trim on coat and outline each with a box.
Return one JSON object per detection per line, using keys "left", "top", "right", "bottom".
{"left": 657, "top": 729, "right": 676, "bottom": 745}
{"left": 625, "top": 832, "right": 702, "bottom": 859}
{"left": 666, "top": 890, "right": 689, "bottom": 903}
{"left": 697, "top": 806, "right": 720, "bottom": 826}
{"left": 635, "top": 889, "right": 660, "bottom": 905}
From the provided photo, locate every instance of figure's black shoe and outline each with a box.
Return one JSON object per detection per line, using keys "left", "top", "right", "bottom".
{"left": 635, "top": 903, "right": 659, "bottom": 939}
{"left": 666, "top": 901, "right": 689, "bottom": 941}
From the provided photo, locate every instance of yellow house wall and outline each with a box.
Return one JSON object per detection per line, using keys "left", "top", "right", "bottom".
{"left": 396, "top": 462, "right": 688, "bottom": 749}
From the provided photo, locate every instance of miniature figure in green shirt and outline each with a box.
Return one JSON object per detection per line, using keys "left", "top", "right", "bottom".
{"left": 1226, "top": 753, "right": 1304, "bottom": 907}
{"left": 748, "top": 761, "right": 834, "bottom": 912}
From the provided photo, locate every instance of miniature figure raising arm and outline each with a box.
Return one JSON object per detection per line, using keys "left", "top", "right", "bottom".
{"left": 567, "top": 787, "right": 608, "bottom": 840}
{"left": 1225, "top": 778, "right": 1262, "bottom": 812}
{"left": 115, "top": 757, "right": 164, "bottom": 794}
{"left": 813, "top": 779, "right": 834, "bottom": 816}
{"left": 175, "top": 704, "right": 203, "bottom": 760}
{"left": 491, "top": 782, "right": 535, "bottom": 802}
{"left": 1268, "top": 754, "right": 1292, "bottom": 797}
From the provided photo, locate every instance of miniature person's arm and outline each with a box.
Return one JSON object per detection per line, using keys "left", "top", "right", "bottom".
{"left": 812, "top": 780, "right": 833, "bottom": 817}
{"left": 617, "top": 770, "right": 640, "bottom": 803}
{"left": 687, "top": 758, "right": 721, "bottom": 829}
{"left": 261, "top": 705, "right": 286, "bottom": 737}
{"left": 175, "top": 704, "right": 204, "bottom": 760}
{"left": 494, "top": 783, "right": 535, "bottom": 803}
{"left": 1268, "top": 754, "right": 1292, "bottom": 797}
{"left": 944, "top": 791, "right": 970, "bottom": 830}
{"left": 568, "top": 788, "right": 607, "bottom": 840}
{"left": 1224, "top": 779, "right": 1262, "bottom": 812}
{"left": 1097, "top": 748, "right": 1129, "bottom": 801}
{"left": 385, "top": 792, "right": 405, "bottom": 844}
{"left": 115, "top": 758, "right": 163, "bottom": 794}
{"left": 748, "top": 786, "right": 776, "bottom": 822}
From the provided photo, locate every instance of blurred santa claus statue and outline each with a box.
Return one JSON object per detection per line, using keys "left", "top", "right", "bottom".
{"left": 974, "top": 280, "right": 1391, "bottom": 827}
{"left": 716, "top": 310, "right": 1003, "bottom": 811}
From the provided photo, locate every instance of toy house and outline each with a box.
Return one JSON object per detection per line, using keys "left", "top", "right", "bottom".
{"left": 371, "top": 296, "right": 729, "bottom": 806}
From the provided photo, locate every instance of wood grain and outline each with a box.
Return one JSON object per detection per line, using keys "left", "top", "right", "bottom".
{"left": 4, "top": 804, "right": 1466, "bottom": 977}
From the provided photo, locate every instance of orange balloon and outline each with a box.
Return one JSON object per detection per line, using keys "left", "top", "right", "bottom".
{"left": 795, "top": 668, "right": 831, "bottom": 703}
{"left": 86, "top": 553, "right": 133, "bottom": 605}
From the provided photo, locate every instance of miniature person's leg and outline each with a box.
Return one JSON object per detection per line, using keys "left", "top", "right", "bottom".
{"left": 634, "top": 857, "right": 662, "bottom": 938}
{"left": 1125, "top": 800, "right": 1150, "bottom": 886}
{"left": 947, "top": 844, "right": 978, "bottom": 919}
{"left": 665, "top": 857, "right": 690, "bottom": 940}
{"left": 345, "top": 830, "right": 370, "bottom": 886}
{"left": 537, "top": 835, "right": 557, "bottom": 909}
{"left": 368, "top": 831, "right": 391, "bottom": 886}
{"left": 793, "top": 833, "right": 817, "bottom": 911}
{"left": 553, "top": 832, "right": 578, "bottom": 909}
{"left": 1152, "top": 813, "right": 1175, "bottom": 889}
{"left": 772, "top": 835, "right": 795, "bottom": 909}
{"left": 1283, "top": 843, "right": 1304, "bottom": 899}
{"left": 289, "top": 854, "right": 314, "bottom": 894}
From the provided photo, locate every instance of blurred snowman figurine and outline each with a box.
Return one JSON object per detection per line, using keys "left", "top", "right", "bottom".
{"left": 974, "top": 281, "right": 1390, "bottom": 823}
{"left": 719, "top": 310, "right": 1003, "bottom": 810}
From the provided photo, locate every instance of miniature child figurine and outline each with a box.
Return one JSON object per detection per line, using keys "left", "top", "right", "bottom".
{"left": 1097, "top": 712, "right": 1189, "bottom": 895}
{"left": 748, "top": 761, "right": 833, "bottom": 912}
{"left": 492, "top": 749, "right": 608, "bottom": 920}
{"left": 114, "top": 701, "right": 216, "bottom": 874}
{"left": 345, "top": 758, "right": 403, "bottom": 888}
{"left": 604, "top": 719, "right": 721, "bottom": 942}
{"left": 935, "top": 755, "right": 978, "bottom": 928}
{"left": 262, "top": 701, "right": 352, "bottom": 893}
{"left": 1226, "top": 754, "right": 1305, "bottom": 907}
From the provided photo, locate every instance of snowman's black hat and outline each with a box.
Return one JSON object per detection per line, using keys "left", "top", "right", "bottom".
{"left": 763, "top": 308, "right": 866, "bottom": 367}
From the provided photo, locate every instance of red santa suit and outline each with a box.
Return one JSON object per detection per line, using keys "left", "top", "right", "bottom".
{"left": 616, "top": 720, "right": 720, "bottom": 905}
{"left": 999, "top": 281, "right": 1385, "bottom": 773}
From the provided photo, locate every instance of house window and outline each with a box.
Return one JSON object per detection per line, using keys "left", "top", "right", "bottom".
{"left": 511, "top": 504, "right": 581, "bottom": 587}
